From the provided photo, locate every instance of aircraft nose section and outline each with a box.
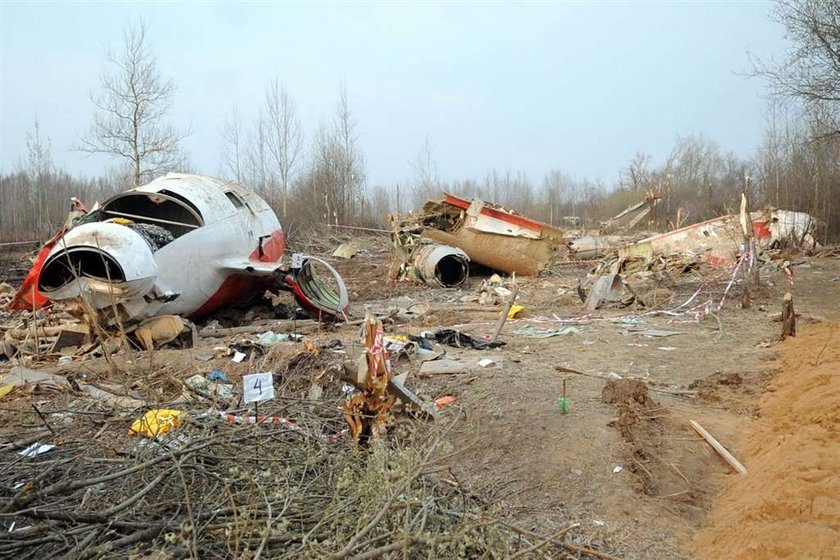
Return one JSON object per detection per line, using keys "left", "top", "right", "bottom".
{"left": 39, "top": 222, "right": 157, "bottom": 308}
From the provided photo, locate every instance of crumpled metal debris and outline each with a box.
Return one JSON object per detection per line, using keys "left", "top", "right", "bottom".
{"left": 433, "top": 329, "right": 506, "bottom": 350}
{"left": 391, "top": 193, "right": 566, "bottom": 278}
{"left": 584, "top": 274, "right": 635, "bottom": 311}
{"left": 340, "top": 315, "right": 395, "bottom": 443}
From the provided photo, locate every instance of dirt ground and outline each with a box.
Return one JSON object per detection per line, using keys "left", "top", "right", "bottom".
{"left": 328, "top": 237, "right": 840, "bottom": 559}
{"left": 696, "top": 321, "right": 839, "bottom": 559}
{"left": 1, "top": 233, "right": 839, "bottom": 558}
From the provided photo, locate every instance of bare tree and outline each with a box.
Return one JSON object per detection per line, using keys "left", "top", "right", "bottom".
{"left": 620, "top": 152, "right": 652, "bottom": 192}
{"left": 543, "top": 169, "right": 574, "bottom": 225}
{"left": 264, "top": 79, "right": 303, "bottom": 217}
{"left": 410, "top": 134, "right": 439, "bottom": 206}
{"left": 24, "top": 119, "right": 54, "bottom": 235}
{"left": 751, "top": 1, "right": 840, "bottom": 138}
{"left": 220, "top": 106, "right": 244, "bottom": 183}
{"left": 334, "top": 84, "right": 366, "bottom": 220}
{"left": 246, "top": 115, "right": 271, "bottom": 194}
{"left": 263, "top": 79, "right": 303, "bottom": 217}
{"left": 80, "top": 20, "right": 187, "bottom": 186}
{"left": 294, "top": 87, "right": 366, "bottom": 228}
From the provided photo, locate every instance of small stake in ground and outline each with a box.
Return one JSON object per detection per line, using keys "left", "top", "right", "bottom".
{"left": 556, "top": 378, "right": 570, "bottom": 414}
{"left": 781, "top": 292, "right": 796, "bottom": 340}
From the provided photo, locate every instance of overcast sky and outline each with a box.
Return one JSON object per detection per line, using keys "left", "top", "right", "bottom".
{"left": 1, "top": 1, "right": 786, "bottom": 187}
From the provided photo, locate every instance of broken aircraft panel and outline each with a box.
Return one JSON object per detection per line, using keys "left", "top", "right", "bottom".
{"left": 15, "top": 173, "right": 348, "bottom": 323}
{"left": 417, "top": 194, "right": 565, "bottom": 275}
{"left": 619, "top": 213, "right": 745, "bottom": 266}
{"left": 599, "top": 193, "right": 662, "bottom": 234}
{"left": 618, "top": 208, "right": 817, "bottom": 266}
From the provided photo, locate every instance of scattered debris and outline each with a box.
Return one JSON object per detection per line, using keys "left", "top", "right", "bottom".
{"left": 80, "top": 383, "right": 144, "bottom": 408}
{"left": 18, "top": 442, "right": 54, "bottom": 458}
{"left": 585, "top": 274, "right": 634, "bottom": 311}
{"left": 434, "top": 395, "right": 456, "bottom": 410}
{"left": 332, "top": 242, "right": 359, "bottom": 259}
{"left": 128, "top": 409, "right": 185, "bottom": 438}
{"left": 255, "top": 331, "right": 304, "bottom": 344}
{"left": 631, "top": 329, "right": 684, "bottom": 338}
{"left": 133, "top": 315, "right": 194, "bottom": 351}
{"left": 185, "top": 374, "right": 234, "bottom": 401}
{"left": 513, "top": 324, "right": 596, "bottom": 338}
{"left": 419, "top": 359, "right": 469, "bottom": 376}
{"left": 433, "top": 329, "right": 505, "bottom": 350}
{"left": 0, "top": 366, "right": 69, "bottom": 391}
{"left": 388, "top": 374, "right": 438, "bottom": 418}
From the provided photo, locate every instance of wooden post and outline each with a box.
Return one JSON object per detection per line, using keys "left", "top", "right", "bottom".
{"left": 690, "top": 420, "right": 747, "bottom": 475}
{"left": 781, "top": 292, "right": 796, "bottom": 340}
{"left": 742, "top": 174, "right": 760, "bottom": 289}
{"left": 491, "top": 283, "right": 520, "bottom": 342}
{"left": 739, "top": 190, "right": 752, "bottom": 308}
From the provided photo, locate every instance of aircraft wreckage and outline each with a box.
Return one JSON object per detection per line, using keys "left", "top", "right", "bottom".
{"left": 10, "top": 173, "right": 349, "bottom": 324}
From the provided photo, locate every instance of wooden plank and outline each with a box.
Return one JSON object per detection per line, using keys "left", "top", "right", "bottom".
{"left": 690, "top": 420, "right": 747, "bottom": 474}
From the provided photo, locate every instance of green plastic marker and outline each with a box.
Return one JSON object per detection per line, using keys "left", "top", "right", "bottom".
{"left": 557, "top": 378, "right": 570, "bottom": 414}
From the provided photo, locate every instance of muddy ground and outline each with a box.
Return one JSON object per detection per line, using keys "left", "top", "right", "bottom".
{"left": 1, "top": 233, "right": 839, "bottom": 558}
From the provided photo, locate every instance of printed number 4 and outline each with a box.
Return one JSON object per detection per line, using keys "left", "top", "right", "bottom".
{"left": 253, "top": 378, "right": 263, "bottom": 395}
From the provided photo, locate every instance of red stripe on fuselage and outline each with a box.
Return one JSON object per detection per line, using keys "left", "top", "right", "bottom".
{"left": 187, "top": 228, "right": 284, "bottom": 319}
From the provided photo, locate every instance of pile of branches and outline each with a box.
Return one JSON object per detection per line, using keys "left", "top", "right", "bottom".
{"left": 0, "top": 396, "right": 578, "bottom": 559}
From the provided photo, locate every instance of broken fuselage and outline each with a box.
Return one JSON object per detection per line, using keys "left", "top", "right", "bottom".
{"left": 37, "top": 174, "right": 291, "bottom": 323}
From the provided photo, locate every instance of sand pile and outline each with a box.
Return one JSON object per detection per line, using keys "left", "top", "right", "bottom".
{"left": 696, "top": 322, "right": 840, "bottom": 559}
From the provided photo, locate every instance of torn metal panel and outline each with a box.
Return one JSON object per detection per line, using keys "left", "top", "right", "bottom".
{"left": 584, "top": 274, "right": 634, "bottom": 311}
{"left": 755, "top": 209, "right": 817, "bottom": 248}
{"left": 568, "top": 236, "right": 626, "bottom": 260}
{"left": 619, "top": 213, "right": 744, "bottom": 267}
{"left": 619, "top": 208, "right": 818, "bottom": 267}
{"left": 282, "top": 256, "right": 349, "bottom": 321}
{"left": 600, "top": 194, "right": 661, "bottom": 234}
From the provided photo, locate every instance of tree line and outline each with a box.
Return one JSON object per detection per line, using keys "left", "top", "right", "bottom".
{"left": 1, "top": 1, "right": 838, "bottom": 243}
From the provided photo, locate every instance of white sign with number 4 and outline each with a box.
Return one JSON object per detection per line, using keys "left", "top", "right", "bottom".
{"left": 243, "top": 372, "right": 275, "bottom": 403}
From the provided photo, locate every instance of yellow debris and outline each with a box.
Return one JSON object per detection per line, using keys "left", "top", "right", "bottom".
{"left": 507, "top": 305, "right": 525, "bottom": 319}
{"left": 0, "top": 384, "right": 14, "bottom": 400}
{"left": 128, "top": 409, "right": 185, "bottom": 438}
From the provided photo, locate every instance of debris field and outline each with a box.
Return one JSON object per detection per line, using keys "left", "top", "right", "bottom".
{"left": 1, "top": 180, "right": 838, "bottom": 559}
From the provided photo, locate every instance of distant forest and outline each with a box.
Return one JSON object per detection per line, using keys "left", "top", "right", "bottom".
{"left": 2, "top": 1, "right": 838, "bottom": 244}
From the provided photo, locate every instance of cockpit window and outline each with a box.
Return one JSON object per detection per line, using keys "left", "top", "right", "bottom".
{"left": 225, "top": 191, "right": 244, "bottom": 209}
{"left": 100, "top": 193, "right": 204, "bottom": 238}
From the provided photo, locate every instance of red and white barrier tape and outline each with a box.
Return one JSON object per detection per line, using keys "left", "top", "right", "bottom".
{"left": 217, "top": 411, "right": 347, "bottom": 442}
